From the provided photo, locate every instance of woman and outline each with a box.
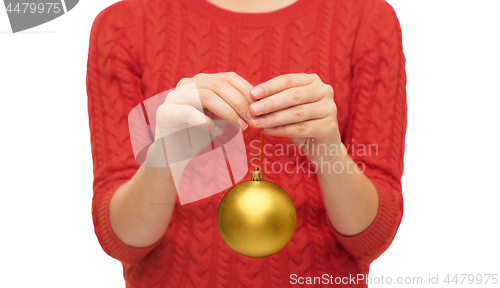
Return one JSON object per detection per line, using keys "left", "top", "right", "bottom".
{"left": 86, "top": 0, "right": 406, "bottom": 286}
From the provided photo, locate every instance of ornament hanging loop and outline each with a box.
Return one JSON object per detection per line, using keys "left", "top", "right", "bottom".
{"left": 250, "top": 166, "right": 263, "bottom": 181}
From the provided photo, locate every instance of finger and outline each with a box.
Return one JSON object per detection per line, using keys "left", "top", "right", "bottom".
{"left": 260, "top": 119, "right": 320, "bottom": 138}
{"left": 158, "top": 104, "right": 222, "bottom": 165}
{"left": 168, "top": 82, "right": 204, "bottom": 108}
{"left": 210, "top": 72, "right": 255, "bottom": 104}
{"left": 181, "top": 72, "right": 254, "bottom": 104}
{"left": 248, "top": 101, "right": 330, "bottom": 129}
{"left": 198, "top": 88, "right": 248, "bottom": 129}
{"left": 165, "top": 104, "right": 217, "bottom": 132}
{"left": 201, "top": 109, "right": 227, "bottom": 135}
{"left": 157, "top": 104, "right": 222, "bottom": 137}
{"left": 166, "top": 85, "right": 226, "bottom": 132}
{"left": 206, "top": 116, "right": 224, "bottom": 136}
{"left": 192, "top": 76, "right": 251, "bottom": 122}
{"left": 203, "top": 108, "right": 214, "bottom": 120}
{"left": 248, "top": 83, "right": 321, "bottom": 116}
{"left": 250, "top": 73, "right": 317, "bottom": 100}
{"left": 167, "top": 85, "right": 247, "bottom": 129}
{"left": 176, "top": 106, "right": 224, "bottom": 135}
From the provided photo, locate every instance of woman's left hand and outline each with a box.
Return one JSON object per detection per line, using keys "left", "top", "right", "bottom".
{"left": 247, "top": 73, "right": 341, "bottom": 159}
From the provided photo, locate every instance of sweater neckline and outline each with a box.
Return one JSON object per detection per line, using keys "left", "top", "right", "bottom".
{"left": 187, "top": 0, "right": 323, "bottom": 27}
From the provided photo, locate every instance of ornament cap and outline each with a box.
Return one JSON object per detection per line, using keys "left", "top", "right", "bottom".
{"left": 251, "top": 166, "right": 263, "bottom": 181}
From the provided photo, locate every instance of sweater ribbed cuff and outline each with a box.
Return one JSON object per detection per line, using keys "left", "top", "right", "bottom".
{"left": 328, "top": 179, "right": 403, "bottom": 264}
{"left": 94, "top": 180, "right": 164, "bottom": 264}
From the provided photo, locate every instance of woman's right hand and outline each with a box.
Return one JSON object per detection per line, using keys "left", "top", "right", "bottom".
{"left": 110, "top": 73, "right": 254, "bottom": 247}
{"left": 176, "top": 72, "right": 253, "bottom": 130}
{"left": 150, "top": 72, "right": 252, "bottom": 167}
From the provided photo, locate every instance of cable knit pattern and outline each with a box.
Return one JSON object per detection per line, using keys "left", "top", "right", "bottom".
{"left": 86, "top": 0, "right": 407, "bottom": 287}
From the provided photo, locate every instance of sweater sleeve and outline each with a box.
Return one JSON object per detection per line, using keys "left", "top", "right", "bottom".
{"left": 86, "top": 0, "right": 162, "bottom": 264}
{"left": 329, "top": 0, "right": 407, "bottom": 265}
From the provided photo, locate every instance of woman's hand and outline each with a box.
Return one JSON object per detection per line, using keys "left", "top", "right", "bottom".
{"left": 246, "top": 74, "right": 378, "bottom": 239}
{"left": 152, "top": 71, "right": 253, "bottom": 167}
{"left": 176, "top": 72, "right": 254, "bottom": 130}
{"left": 247, "top": 73, "right": 341, "bottom": 160}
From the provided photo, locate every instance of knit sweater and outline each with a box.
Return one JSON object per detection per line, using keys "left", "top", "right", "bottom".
{"left": 86, "top": 0, "right": 406, "bottom": 287}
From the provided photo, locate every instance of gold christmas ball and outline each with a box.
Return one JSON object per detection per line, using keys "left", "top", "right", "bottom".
{"left": 217, "top": 167, "right": 297, "bottom": 258}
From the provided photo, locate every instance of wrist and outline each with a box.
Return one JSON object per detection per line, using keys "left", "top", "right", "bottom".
{"left": 307, "top": 139, "right": 346, "bottom": 161}
{"left": 308, "top": 142, "right": 350, "bottom": 175}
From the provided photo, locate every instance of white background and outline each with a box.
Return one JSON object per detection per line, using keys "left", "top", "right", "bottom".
{"left": 1, "top": 0, "right": 499, "bottom": 287}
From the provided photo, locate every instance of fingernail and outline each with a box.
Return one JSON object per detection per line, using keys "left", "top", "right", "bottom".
{"left": 251, "top": 117, "right": 265, "bottom": 126}
{"left": 251, "top": 102, "right": 264, "bottom": 114}
{"left": 214, "top": 125, "right": 223, "bottom": 135}
{"left": 237, "top": 118, "right": 248, "bottom": 130}
{"left": 251, "top": 87, "right": 263, "bottom": 98}
{"left": 263, "top": 127, "right": 275, "bottom": 131}
{"left": 246, "top": 110, "right": 253, "bottom": 120}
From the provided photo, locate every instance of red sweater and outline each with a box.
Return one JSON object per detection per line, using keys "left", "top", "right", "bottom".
{"left": 86, "top": 0, "right": 406, "bottom": 287}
